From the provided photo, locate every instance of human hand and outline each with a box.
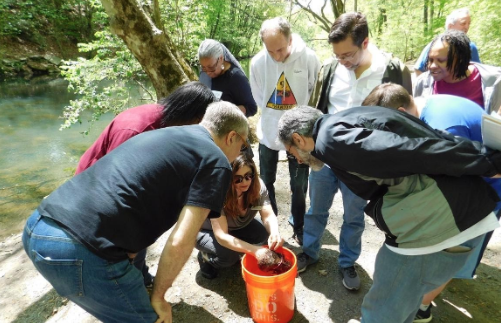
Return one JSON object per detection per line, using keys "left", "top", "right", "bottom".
{"left": 267, "top": 233, "right": 284, "bottom": 250}
{"left": 151, "top": 298, "right": 172, "bottom": 323}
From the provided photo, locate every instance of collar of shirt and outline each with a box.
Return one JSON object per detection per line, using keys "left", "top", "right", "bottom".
{"left": 327, "top": 44, "right": 388, "bottom": 114}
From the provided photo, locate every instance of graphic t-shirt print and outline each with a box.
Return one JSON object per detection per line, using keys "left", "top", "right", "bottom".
{"left": 266, "top": 72, "right": 297, "bottom": 110}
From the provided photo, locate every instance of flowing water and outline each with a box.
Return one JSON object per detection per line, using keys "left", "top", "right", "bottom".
{"left": 0, "top": 78, "right": 117, "bottom": 239}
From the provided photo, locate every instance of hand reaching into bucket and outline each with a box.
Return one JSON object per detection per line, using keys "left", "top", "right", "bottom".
{"left": 267, "top": 231, "right": 284, "bottom": 250}
{"left": 255, "top": 248, "right": 292, "bottom": 274}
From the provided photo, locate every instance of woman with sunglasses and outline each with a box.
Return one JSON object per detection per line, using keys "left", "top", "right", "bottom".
{"left": 195, "top": 154, "right": 284, "bottom": 279}
{"left": 198, "top": 39, "right": 257, "bottom": 118}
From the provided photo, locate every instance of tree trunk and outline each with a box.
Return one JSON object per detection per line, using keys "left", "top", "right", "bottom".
{"left": 423, "top": 0, "right": 429, "bottom": 34}
{"left": 429, "top": 0, "right": 434, "bottom": 33}
{"left": 100, "top": 0, "right": 196, "bottom": 99}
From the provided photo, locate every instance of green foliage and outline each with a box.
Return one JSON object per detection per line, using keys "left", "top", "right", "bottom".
{"left": 59, "top": 0, "right": 292, "bottom": 132}
{"left": 161, "top": 0, "right": 287, "bottom": 66}
{"left": 0, "top": 0, "right": 95, "bottom": 51}
{"left": 354, "top": 0, "right": 501, "bottom": 65}
{"left": 467, "top": 0, "right": 501, "bottom": 66}
{"left": 60, "top": 29, "right": 152, "bottom": 131}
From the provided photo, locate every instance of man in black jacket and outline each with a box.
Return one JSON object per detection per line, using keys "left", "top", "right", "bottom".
{"left": 278, "top": 105, "right": 500, "bottom": 323}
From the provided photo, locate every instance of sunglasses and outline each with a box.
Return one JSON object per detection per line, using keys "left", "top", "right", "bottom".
{"left": 234, "top": 172, "right": 255, "bottom": 184}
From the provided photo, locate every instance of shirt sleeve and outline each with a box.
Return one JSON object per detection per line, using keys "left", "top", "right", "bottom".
{"left": 186, "top": 167, "right": 232, "bottom": 217}
{"left": 250, "top": 57, "right": 264, "bottom": 108}
{"left": 414, "top": 43, "right": 431, "bottom": 72}
{"left": 316, "top": 114, "right": 500, "bottom": 179}
{"left": 470, "top": 42, "right": 481, "bottom": 63}
{"left": 230, "top": 70, "right": 258, "bottom": 117}
{"left": 308, "top": 52, "right": 321, "bottom": 99}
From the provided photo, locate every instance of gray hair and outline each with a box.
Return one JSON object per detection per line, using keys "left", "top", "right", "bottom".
{"left": 445, "top": 8, "right": 470, "bottom": 29}
{"left": 278, "top": 106, "right": 322, "bottom": 146}
{"left": 201, "top": 101, "right": 248, "bottom": 138}
{"left": 259, "top": 17, "right": 291, "bottom": 41}
{"left": 197, "top": 39, "right": 245, "bottom": 88}
{"left": 198, "top": 39, "right": 224, "bottom": 60}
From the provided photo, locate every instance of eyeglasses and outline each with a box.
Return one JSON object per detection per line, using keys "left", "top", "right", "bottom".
{"left": 236, "top": 132, "right": 250, "bottom": 152}
{"left": 234, "top": 172, "right": 255, "bottom": 184}
{"left": 200, "top": 57, "right": 221, "bottom": 73}
{"left": 334, "top": 48, "right": 360, "bottom": 61}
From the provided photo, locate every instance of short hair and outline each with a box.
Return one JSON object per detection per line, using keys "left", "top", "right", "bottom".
{"left": 328, "top": 12, "right": 368, "bottom": 46}
{"left": 158, "top": 81, "right": 216, "bottom": 127}
{"left": 426, "top": 29, "right": 471, "bottom": 80}
{"left": 200, "top": 101, "right": 248, "bottom": 138}
{"left": 361, "top": 83, "right": 412, "bottom": 110}
{"left": 278, "top": 106, "right": 322, "bottom": 146}
{"left": 445, "top": 8, "right": 470, "bottom": 29}
{"left": 198, "top": 39, "right": 223, "bottom": 60}
{"left": 224, "top": 154, "right": 261, "bottom": 218}
{"left": 259, "top": 17, "right": 291, "bottom": 41}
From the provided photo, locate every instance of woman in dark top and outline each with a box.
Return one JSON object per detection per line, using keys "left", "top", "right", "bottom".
{"left": 196, "top": 154, "right": 284, "bottom": 279}
{"left": 198, "top": 39, "right": 257, "bottom": 118}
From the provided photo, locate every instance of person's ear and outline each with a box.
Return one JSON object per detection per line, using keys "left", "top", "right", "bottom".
{"left": 291, "top": 133, "right": 305, "bottom": 148}
{"left": 226, "top": 130, "right": 237, "bottom": 146}
{"left": 362, "top": 37, "right": 369, "bottom": 49}
{"left": 397, "top": 107, "right": 407, "bottom": 113}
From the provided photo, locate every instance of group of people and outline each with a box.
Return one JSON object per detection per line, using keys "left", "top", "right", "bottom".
{"left": 21, "top": 7, "right": 501, "bottom": 323}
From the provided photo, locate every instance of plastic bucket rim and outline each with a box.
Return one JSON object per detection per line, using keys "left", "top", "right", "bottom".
{"left": 241, "top": 246, "right": 297, "bottom": 280}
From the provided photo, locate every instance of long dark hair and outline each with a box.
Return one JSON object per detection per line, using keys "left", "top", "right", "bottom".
{"left": 224, "top": 154, "right": 261, "bottom": 218}
{"left": 158, "top": 81, "right": 216, "bottom": 127}
{"left": 425, "top": 30, "right": 471, "bottom": 80}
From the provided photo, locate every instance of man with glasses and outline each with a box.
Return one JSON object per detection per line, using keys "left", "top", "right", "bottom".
{"left": 22, "top": 102, "right": 248, "bottom": 323}
{"left": 250, "top": 17, "right": 320, "bottom": 247}
{"left": 277, "top": 105, "right": 500, "bottom": 323}
{"left": 198, "top": 39, "right": 257, "bottom": 118}
{"left": 300, "top": 12, "right": 412, "bottom": 291}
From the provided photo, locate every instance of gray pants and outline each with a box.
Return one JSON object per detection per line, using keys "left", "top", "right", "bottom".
{"left": 196, "top": 218, "right": 269, "bottom": 268}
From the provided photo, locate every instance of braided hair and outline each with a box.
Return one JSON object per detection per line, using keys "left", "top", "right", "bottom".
{"left": 426, "top": 29, "right": 471, "bottom": 80}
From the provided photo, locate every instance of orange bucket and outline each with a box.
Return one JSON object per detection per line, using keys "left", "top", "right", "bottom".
{"left": 241, "top": 247, "right": 297, "bottom": 323}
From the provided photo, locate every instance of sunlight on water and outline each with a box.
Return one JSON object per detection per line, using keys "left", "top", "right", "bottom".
{"left": 0, "top": 78, "right": 116, "bottom": 239}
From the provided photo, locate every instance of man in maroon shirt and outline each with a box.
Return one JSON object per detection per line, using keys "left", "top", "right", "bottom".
{"left": 75, "top": 81, "right": 216, "bottom": 287}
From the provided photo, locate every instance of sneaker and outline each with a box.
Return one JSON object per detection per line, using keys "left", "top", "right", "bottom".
{"left": 197, "top": 251, "right": 218, "bottom": 279}
{"left": 296, "top": 252, "right": 318, "bottom": 273}
{"left": 347, "top": 320, "right": 361, "bottom": 323}
{"left": 292, "top": 228, "right": 303, "bottom": 246}
{"left": 413, "top": 305, "right": 432, "bottom": 323}
{"left": 341, "top": 266, "right": 360, "bottom": 291}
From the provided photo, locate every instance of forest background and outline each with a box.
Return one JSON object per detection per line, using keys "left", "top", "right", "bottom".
{"left": 1, "top": 0, "right": 501, "bottom": 132}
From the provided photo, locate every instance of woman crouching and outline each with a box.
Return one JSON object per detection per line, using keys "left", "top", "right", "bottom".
{"left": 196, "top": 154, "right": 284, "bottom": 278}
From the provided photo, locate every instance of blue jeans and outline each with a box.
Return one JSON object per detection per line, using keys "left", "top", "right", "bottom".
{"left": 361, "top": 235, "right": 484, "bottom": 323}
{"left": 258, "top": 143, "right": 309, "bottom": 233}
{"left": 196, "top": 218, "right": 269, "bottom": 268}
{"left": 133, "top": 249, "right": 154, "bottom": 285}
{"left": 303, "top": 165, "right": 367, "bottom": 268}
{"left": 22, "top": 210, "right": 158, "bottom": 323}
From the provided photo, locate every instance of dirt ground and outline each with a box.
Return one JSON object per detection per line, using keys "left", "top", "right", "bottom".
{"left": 1, "top": 146, "right": 501, "bottom": 323}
